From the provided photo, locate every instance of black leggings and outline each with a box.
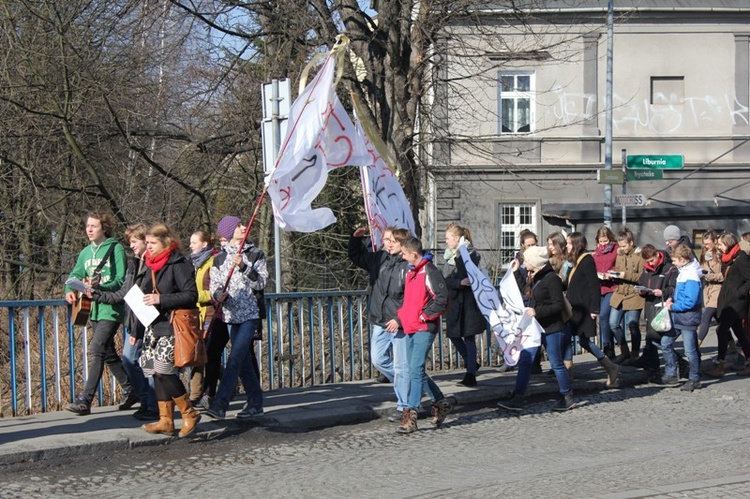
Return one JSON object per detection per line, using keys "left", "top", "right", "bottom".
{"left": 716, "top": 309, "right": 750, "bottom": 361}
{"left": 697, "top": 306, "right": 717, "bottom": 343}
{"left": 203, "top": 320, "right": 230, "bottom": 397}
{"left": 154, "top": 373, "right": 186, "bottom": 401}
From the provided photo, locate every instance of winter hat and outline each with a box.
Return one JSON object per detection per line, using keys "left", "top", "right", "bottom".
{"left": 217, "top": 216, "right": 242, "bottom": 241}
{"left": 523, "top": 246, "right": 549, "bottom": 269}
{"left": 663, "top": 225, "right": 681, "bottom": 242}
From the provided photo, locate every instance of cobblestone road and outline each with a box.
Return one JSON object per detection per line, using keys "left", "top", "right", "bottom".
{"left": 2, "top": 375, "right": 750, "bottom": 498}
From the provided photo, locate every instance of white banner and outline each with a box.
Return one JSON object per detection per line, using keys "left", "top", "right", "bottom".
{"left": 458, "top": 243, "right": 542, "bottom": 366}
{"left": 355, "top": 118, "right": 415, "bottom": 248}
{"left": 265, "top": 54, "right": 370, "bottom": 232}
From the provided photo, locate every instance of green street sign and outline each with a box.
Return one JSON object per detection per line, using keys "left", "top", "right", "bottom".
{"left": 627, "top": 168, "right": 663, "bottom": 181}
{"left": 627, "top": 155, "right": 683, "bottom": 169}
{"left": 597, "top": 169, "right": 624, "bottom": 184}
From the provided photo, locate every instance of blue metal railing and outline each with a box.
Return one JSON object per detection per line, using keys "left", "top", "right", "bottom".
{"left": 1, "top": 292, "right": 499, "bottom": 417}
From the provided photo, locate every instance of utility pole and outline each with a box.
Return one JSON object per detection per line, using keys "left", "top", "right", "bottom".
{"left": 603, "top": 0, "right": 614, "bottom": 227}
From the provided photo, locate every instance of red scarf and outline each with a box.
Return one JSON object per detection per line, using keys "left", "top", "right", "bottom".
{"left": 721, "top": 244, "right": 740, "bottom": 264}
{"left": 145, "top": 242, "right": 178, "bottom": 272}
{"left": 644, "top": 251, "right": 664, "bottom": 272}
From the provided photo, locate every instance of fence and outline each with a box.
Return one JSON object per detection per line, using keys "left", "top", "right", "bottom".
{"left": 0, "top": 292, "right": 502, "bottom": 417}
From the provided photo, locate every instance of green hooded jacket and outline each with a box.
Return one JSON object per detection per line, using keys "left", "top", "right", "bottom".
{"left": 64, "top": 237, "right": 127, "bottom": 323}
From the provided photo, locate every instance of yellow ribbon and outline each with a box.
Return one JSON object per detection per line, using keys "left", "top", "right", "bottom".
{"left": 298, "top": 34, "right": 349, "bottom": 95}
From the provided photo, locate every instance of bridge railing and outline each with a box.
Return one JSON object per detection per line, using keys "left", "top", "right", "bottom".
{"left": 1, "top": 293, "right": 500, "bottom": 417}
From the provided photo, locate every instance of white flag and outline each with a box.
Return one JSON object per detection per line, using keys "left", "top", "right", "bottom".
{"left": 265, "top": 54, "right": 370, "bottom": 232}
{"left": 354, "top": 118, "right": 415, "bottom": 247}
{"left": 458, "top": 243, "right": 542, "bottom": 366}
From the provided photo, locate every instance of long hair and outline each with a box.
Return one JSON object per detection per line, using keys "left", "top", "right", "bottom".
{"left": 596, "top": 226, "right": 616, "bottom": 244}
{"left": 699, "top": 230, "right": 720, "bottom": 265}
{"left": 192, "top": 230, "right": 213, "bottom": 246}
{"left": 446, "top": 223, "right": 473, "bottom": 245}
{"left": 147, "top": 223, "right": 179, "bottom": 251}
{"left": 567, "top": 232, "right": 587, "bottom": 262}
{"left": 719, "top": 232, "right": 739, "bottom": 251}
{"left": 547, "top": 231, "right": 567, "bottom": 273}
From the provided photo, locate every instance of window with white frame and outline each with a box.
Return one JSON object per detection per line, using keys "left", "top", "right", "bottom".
{"left": 498, "top": 203, "right": 537, "bottom": 267}
{"left": 499, "top": 72, "right": 534, "bottom": 134}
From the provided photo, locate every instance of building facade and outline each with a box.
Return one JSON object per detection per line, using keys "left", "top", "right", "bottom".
{"left": 427, "top": 0, "right": 750, "bottom": 266}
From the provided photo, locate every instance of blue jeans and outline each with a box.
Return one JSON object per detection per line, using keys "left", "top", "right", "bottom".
{"left": 567, "top": 333, "right": 605, "bottom": 361}
{"left": 122, "top": 331, "right": 156, "bottom": 412}
{"left": 661, "top": 327, "right": 700, "bottom": 381}
{"left": 513, "top": 347, "right": 538, "bottom": 396}
{"left": 544, "top": 330, "right": 573, "bottom": 395}
{"left": 390, "top": 330, "right": 409, "bottom": 410}
{"left": 599, "top": 292, "right": 613, "bottom": 345}
{"left": 371, "top": 324, "right": 395, "bottom": 381}
{"left": 404, "top": 331, "right": 444, "bottom": 409}
{"left": 609, "top": 308, "right": 642, "bottom": 352}
{"left": 449, "top": 336, "right": 478, "bottom": 374}
{"left": 214, "top": 319, "right": 263, "bottom": 410}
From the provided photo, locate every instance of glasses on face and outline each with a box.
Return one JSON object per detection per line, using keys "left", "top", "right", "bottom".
{"left": 382, "top": 237, "right": 395, "bottom": 243}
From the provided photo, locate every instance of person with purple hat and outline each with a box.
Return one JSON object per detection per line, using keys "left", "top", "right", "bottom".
{"left": 205, "top": 216, "right": 268, "bottom": 420}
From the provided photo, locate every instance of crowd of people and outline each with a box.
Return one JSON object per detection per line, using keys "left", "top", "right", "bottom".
{"left": 63, "top": 212, "right": 267, "bottom": 438}
{"left": 61, "top": 210, "right": 750, "bottom": 435}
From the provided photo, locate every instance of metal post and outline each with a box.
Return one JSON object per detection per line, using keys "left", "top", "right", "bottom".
{"left": 621, "top": 148, "right": 627, "bottom": 226}
{"left": 271, "top": 79, "right": 282, "bottom": 294}
{"left": 603, "top": 0, "right": 614, "bottom": 227}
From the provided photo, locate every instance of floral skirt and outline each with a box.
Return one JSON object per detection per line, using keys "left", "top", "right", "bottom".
{"left": 140, "top": 327, "right": 176, "bottom": 376}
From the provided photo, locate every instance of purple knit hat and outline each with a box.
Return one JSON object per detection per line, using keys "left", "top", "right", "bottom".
{"left": 217, "top": 216, "right": 242, "bottom": 241}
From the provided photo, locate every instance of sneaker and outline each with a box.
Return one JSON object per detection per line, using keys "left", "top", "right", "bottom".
{"left": 496, "top": 394, "right": 524, "bottom": 412}
{"left": 132, "top": 407, "right": 159, "bottom": 421}
{"left": 204, "top": 404, "right": 226, "bottom": 420}
{"left": 388, "top": 409, "right": 403, "bottom": 423}
{"left": 118, "top": 392, "right": 140, "bottom": 411}
{"left": 194, "top": 394, "right": 212, "bottom": 411}
{"left": 236, "top": 405, "right": 264, "bottom": 420}
{"left": 552, "top": 394, "right": 578, "bottom": 412}
{"left": 430, "top": 398, "right": 453, "bottom": 426}
{"left": 659, "top": 375, "right": 681, "bottom": 387}
{"left": 65, "top": 397, "right": 91, "bottom": 416}
{"left": 732, "top": 353, "right": 746, "bottom": 372}
{"left": 458, "top": 373, "right": 477, "bottom": 387}
{"left": 680, "top": 380, "right": 702, "bottom": 392}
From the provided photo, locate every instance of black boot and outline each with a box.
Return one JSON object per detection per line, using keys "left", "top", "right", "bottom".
{"left": 603, "top": 343, "right": 615, "bottom": 360}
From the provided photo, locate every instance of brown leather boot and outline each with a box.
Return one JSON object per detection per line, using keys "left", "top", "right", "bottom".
{"left": 142, "top": 401, "right": 175, "bottom": 435}
{"left": 173, "top": 394, "right": 201, "bottom": 438}
{"left": 396, "top": 408, "right": 418, "bottom": 434}
{"left": 599, "top": 357, "right": 620, "bottom": 388}
{"left": 705, "top": 360, "right": 725, "bottom": 378}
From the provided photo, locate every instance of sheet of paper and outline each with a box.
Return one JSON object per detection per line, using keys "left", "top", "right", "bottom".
{"left": 123, "top": 285, "right": 160, "bottom": 327}
{"left": 65, "top": 277, "right": 92, "bottom": 293}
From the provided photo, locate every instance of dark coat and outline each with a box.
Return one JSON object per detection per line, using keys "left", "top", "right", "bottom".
{"left": 717, "top": 249, "right": 750, "bottom": 320}
{"left": 565, "top": 254, "right": 600, "bottom": 338}
{"left": 141, "top": 251, "right": 198, "bottom": 337}
{"left": 442, "top": 248, "right": 486, "bottom": 338}
{"left": 93, "top": 256, "right": 148, "bottom": 339}
{"left": 349, "top": 235, "right": 407, "bottom": 326}
{"left": 639, "top": 252, "right": 677, "bottom": 337}
{"left": 530, "top": 264, "right": 566, "bottom": 334}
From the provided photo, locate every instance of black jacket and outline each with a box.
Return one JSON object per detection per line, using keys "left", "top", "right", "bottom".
{"left": 349, "top": 235, "right": 407, "bottom": 326}
{"left": 93, "top": 256, "right": 148, "bottom": 340}
{"left": 565, "top": 254, "right": 600, "bottom": 338}
{"left": 639, "top": 252, "right": 677, "bottom": 337}
{"left": 717, "top": 249, "right": 750, "bottom": 320}
{"left": 443, "top": 248, "right": 486, "bottom": 338}
{"left": 530, "top": 264, "right": 566, "bottom": 334}
{"left": 140, "top": 252, "right": 198, "bottom": 337}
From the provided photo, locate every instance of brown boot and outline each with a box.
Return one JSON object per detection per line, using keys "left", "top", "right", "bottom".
{"left": 705, "top": 360, "right": 725, "bottom": 378}
{"left": 396, "top": 408, "right": 418, "bottom": 434}
{"left": 599, "top": 357, "right": 620, "bottom": 388}
{"left": 736, "top": 362, "right": 750, "bottom": 376}
{"left": 564, "top": 360, "right": 574, "bottom": 380}
{"left": 430, "top": 398, "right": 453, "bottom": 427}
{"left": 614, "top": 342, "right": 630, "bottom": 364}
{"left": 173, "top": 394, "right": 202, "bottom": 438}
{"left": 142, "top": 401, "right": 175, "bottom": 435}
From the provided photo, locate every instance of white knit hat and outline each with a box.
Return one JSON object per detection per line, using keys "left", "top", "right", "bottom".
{"left": 523, "top": 246, "right": 549, "bottom": 269}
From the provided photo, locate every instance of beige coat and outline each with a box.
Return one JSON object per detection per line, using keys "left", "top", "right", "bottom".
{"left": 701, "top": 254, "right": 723, "bottom": 309}
{"left": 610, "top": 248, "right": 645, "bottom": 310}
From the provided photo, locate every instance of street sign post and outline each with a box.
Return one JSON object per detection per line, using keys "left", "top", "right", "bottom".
{"left": 614, "top": 194, "right": 646, "bottom": 207}
{"left": 597, "top": 169, "right": 624, "bottom": 184}
{"left": 626, "top": 155, "right": 683, "bottom": 169}
{"left": 626, "top": 168, "right": 663, "bottom": 181}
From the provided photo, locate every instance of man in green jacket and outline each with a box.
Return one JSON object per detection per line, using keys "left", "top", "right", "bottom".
{"left": 64, "top": 212, "right": 132, "bottom": 415}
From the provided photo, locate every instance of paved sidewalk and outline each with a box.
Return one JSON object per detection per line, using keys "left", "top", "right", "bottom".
{"left": 0, "top": 350, "right": 654, "bottom": 466}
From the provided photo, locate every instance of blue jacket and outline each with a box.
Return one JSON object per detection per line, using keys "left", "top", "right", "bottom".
{"left": 671, "top": 259, "right": 702, "bottom": 327}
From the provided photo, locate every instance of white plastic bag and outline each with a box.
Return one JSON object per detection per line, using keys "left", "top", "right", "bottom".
{"left": 651, "top": 305, "right": 672, "bottom": 333}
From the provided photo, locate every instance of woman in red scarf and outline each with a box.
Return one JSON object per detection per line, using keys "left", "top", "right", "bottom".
{"left": 138, "top": 223, "right": 200, "bottom": 437}
{"left": 709, "top": 233, "right": 750, "bottom": 377}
